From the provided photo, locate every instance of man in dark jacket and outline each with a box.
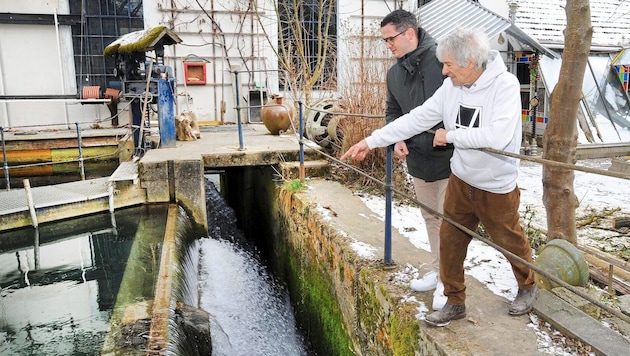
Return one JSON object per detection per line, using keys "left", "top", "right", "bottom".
{"left": 380, "top": 9, "right": 453, "bottom": 310}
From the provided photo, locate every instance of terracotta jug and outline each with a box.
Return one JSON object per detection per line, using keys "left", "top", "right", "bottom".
{"left": 261, "top": 94, "right": 294, "bottom": 135}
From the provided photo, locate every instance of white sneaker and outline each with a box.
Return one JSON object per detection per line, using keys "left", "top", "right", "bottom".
{"left": 409, "top": 270, "right": 438, "bottom": 292}
{"left": 432, "top": 280, "right": 447, "bottom": 311}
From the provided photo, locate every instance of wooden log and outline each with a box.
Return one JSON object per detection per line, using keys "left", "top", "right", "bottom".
{"left": 578, "top": 245, "right": 630, "bottom": 275}
{"left": 613, "top": 216, "right": 630, "bottom": 229}
{"left": 578, "top": 245, "right": 630, "bottom": 294}
{"left": 587, "top": 265, "right": 630, "bottom": 295}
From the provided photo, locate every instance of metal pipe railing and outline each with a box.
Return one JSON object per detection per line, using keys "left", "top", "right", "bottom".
{"left": 230, "top": 68, "right": 295, "bottom": 151}
{"left": 75, "top": 122, "right": 86, "bottom": 180}
{"left": 232, "top": 70, "right": 245, "bottom": 151}
{"left": 1, "top": 126, "right": 9, "bottom": 190}
{"left": 0, "top": 122, "right": 130, "bottom": 187}
{"left": 298, "top": 101, "right": 305, "bottom": 182}
{"left": 384, "top": 146, "right": 394, "bottom": 266}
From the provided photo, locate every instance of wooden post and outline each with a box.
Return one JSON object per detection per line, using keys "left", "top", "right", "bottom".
{"left": 23, "top": 179, "right": 38, "bottom": 228}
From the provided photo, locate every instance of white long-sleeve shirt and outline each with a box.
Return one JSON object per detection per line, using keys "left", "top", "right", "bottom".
{"left": 366, "top": 50, "right": 522, "bottom": 194}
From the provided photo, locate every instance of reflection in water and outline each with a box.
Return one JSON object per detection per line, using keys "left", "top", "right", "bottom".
{"left": 0, "top": 205, "right": 167, "bottom": 355}
{"left": 199, "top": 179, "right": 312, "bottom": 356}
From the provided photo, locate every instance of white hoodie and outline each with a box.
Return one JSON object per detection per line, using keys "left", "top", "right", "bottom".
{"left": 365, "top": 50, "right": 522, "bottom": 194}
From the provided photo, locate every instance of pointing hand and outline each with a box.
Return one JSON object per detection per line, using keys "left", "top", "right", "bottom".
{"left": 340, "top": 139, "right": 371, "bottom": 161}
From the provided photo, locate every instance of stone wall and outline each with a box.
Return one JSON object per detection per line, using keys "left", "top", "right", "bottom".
{"left": 222, "top": 166, "right": 444, "bottom": 355}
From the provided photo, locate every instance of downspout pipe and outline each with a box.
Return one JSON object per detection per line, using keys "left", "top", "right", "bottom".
{"left": 54, "top": 9, "right": 70, "bottom": 128}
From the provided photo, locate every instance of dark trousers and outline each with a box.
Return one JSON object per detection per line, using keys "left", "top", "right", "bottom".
{"left": 439, "top": 174, "right": 536, "bottom": 305}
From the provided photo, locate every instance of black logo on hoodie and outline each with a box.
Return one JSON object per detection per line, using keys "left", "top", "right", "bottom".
{"left": 456, "top": 104, "right": 481, "bottom": 129}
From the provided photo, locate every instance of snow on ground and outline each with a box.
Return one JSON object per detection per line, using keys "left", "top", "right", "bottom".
{"left": 345, "top": 120, "right": 630, "bottom": 355}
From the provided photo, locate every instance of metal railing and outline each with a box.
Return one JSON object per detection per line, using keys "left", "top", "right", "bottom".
{"left": 245, "top": 100, "right": 630, "bottom": 324}
{"left": 0, "top": 121, "right": 133, "bottom": 191}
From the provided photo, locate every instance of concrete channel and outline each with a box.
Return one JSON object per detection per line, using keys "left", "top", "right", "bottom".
{"left": 1, "top": 124, "right": 629, "bottom": 354}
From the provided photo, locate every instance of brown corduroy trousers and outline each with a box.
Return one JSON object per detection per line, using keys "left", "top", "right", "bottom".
{"left": 439, "top": 174, "right": 536, "bottom": 306}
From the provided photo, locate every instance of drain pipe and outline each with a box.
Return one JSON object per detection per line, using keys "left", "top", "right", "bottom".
{"left": 75, "top": 123, "right": 85, "bottom": 180}
{"left": 1, "top": 127, "right": 9, "bottom": 190}
{"left": 54, "top": 9, "right": 70, "bottom": 128}
{"left": 384, "top": 146, "right": 394, "bottom": 266}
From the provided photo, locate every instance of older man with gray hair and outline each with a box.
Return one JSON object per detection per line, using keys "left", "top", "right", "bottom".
{"left": 341, "top": 27, "right": 538, "bottom": 327}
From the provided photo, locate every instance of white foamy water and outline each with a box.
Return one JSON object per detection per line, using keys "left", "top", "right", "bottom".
{"left": 198, "top": 237, "right": 309, "bottom": 356}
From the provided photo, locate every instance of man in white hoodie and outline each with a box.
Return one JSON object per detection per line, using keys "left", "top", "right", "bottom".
{"left": 341, "top": 27, "right": 538, "bottom": 327}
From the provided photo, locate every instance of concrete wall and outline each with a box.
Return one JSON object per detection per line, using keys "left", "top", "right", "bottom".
{"left": 222, "top": 166, "right": 440, "bottom": 355}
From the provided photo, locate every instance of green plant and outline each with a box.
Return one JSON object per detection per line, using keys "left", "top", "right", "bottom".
{"left": 522, "top": 204, "right": 545, "bottom": 250}
{"left": 284, "top": 178, "right": 307, "bottom": 192}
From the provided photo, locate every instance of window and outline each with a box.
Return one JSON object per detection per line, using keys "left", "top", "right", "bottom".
{"left": 69, "top": 0, "right": 144, "bottom": 92}
{"left": 277, "top": 0, "right": 337, "bottom": 90}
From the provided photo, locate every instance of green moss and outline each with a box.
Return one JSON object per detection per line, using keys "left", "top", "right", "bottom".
{"left": 284, "top": 239, "right": 354, "bottom": 356}
{"left": 104, "top": 26, "right": 178, "bottom": 56}
{"left": 284, "top": 178, "right": 307, "bottom": 192}
{"left": 269, "top": 184, "right": 419, "bottom": 355}
{"left": 390, "top": 309, "right": 420, "bottom": 356}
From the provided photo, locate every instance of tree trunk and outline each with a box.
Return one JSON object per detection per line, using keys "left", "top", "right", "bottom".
{"left": 542, "top": 0, "right": 592, "bottom": 245}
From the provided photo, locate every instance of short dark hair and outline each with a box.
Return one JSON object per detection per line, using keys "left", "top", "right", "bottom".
{"left": 380, "top": 9, "right": 418, "bottom": 33}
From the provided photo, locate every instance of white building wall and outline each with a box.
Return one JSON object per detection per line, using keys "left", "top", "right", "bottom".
{"left": 143, "top": 0, "right": 280, "bottom": 124}
{"left": 0, "top": 0, "right": 112, "bottom": 129}
{"left": 0, "top": 0, "right": 423, "bottom": 127}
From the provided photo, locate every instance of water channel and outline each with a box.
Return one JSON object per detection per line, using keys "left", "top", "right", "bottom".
{"left": 0, "top": 176, "right": 315, "bottom": 355}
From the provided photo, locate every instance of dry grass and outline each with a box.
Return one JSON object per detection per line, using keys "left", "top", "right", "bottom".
{"left": 330, "top": 21, "right": 414, "bottom": 198}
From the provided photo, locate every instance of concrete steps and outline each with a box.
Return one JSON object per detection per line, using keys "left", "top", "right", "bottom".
{"left": 279, "top": 159, "right": 330, "bottom": 180}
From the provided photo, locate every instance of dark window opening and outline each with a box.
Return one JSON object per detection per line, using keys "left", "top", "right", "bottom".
{"left": 278, "top": 0, "right": 337, "bottom": 90}
{"left": 516, "top": 62, "right": 531, "bottom": 85}
{"left": 69, "top": 0, "right": 144, "bottom": 92}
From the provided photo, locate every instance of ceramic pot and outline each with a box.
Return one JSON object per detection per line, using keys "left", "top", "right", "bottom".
{"left": 261, "top": 95, "right": 294, "bottom": 135}
{"left": 533, "top": 238, "right": 590, "bottom": 290}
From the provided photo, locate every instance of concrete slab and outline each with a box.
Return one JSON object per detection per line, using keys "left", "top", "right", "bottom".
{"left": 140, "top": 124, "right": 323, "bottom": 169}
{"left": 535, "top": 289, "right": 630, "bottom": 356}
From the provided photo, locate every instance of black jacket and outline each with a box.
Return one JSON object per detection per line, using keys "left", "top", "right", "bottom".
{"left": 385, "top": 28, "right": 453, "bottom": 182}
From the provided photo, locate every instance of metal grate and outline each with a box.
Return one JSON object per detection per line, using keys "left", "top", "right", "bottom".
{"left": 0, "top": 178, "right": 110, "bottom": 215}
{"left": 1, "top": 189, "right": 29, "bottom": 215}
{"left": 109, "top": 161, "right": 139, "bottom": 182}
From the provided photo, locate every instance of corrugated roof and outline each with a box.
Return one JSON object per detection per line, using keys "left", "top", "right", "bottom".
{"left": 612, "top": 48, "right": 630, "bottom": 66}
{"left": 514, "top": 0, "right": 630, "bottom": 49}
{"left": 417, "top": 0, "right": 558, "bottom": 58}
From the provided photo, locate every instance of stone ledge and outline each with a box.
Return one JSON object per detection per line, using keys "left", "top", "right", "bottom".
{"left": 534, "top": 289, "right": 630, "bottom": 355}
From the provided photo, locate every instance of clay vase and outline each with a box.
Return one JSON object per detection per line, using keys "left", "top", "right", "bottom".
{"left": 261, "top": 95, "right": 294, "bottom": 135}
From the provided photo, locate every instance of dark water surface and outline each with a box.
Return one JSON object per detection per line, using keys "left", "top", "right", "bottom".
{"left": 0, "top": 178, "right": 314, "bottom": 355}
{"left": 0, "top": 205, "right": 168, "bottom": 355}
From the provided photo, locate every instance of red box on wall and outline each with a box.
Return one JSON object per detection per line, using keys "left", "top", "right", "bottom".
{"left": 184, "top": 62, "right": 206, "bottom": 85}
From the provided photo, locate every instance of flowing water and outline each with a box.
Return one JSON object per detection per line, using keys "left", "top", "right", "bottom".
{"left": 198, "top": 177, "right": 314, "bottom": 355}
{"left": 0, "top": 177, "right": 315, "bottom": 355}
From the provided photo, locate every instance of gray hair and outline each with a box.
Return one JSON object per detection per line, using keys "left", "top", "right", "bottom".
{"left": 436, "top": 27, "right": 490, "bottom": 70}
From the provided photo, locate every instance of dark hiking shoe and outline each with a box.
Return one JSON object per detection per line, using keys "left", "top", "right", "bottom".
{"left": 425, "top": 303, "right": 466, "bottom": 327}
{"left": 509, "top": 285, "right": 539, "bottom": 316}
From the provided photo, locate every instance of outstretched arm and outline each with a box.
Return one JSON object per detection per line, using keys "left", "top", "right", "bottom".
{"left": 340, "top": 139, "right": 371, "bottom": 161}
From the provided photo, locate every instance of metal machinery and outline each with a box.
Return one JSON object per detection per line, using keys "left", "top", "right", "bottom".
{"left": 104, "top": 26, "right": 182, "bottom": 153}
{"left": 303, "top": 98, "right": 345, "bottom": 153}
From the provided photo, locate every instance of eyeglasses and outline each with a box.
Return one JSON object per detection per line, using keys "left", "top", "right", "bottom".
{"left": 382, "top": 29, "right": 407, "bottom": 44}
